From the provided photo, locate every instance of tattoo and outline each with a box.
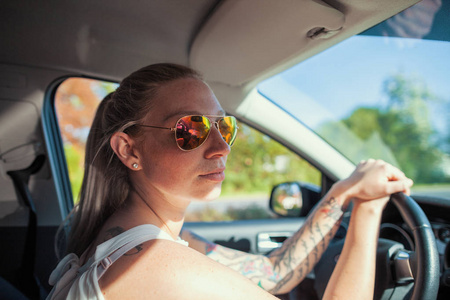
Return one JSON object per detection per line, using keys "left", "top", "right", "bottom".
{"left": 104, "top": 226, "right": 125, "bottom": 241}
{"left": 300, "top": 240, "right": 310, "bottom": 270}
{"left": 104, "top": 226, "right": 143, "bottom": 256}
{"left": 123, "top": 244, "right": 143, "bottom": 256}
{"left": 315, "top": 222, "right": 326, "bottom": 252}
{"left": 296, "top": 265, "right": 305, "bottom": 281}
{"left": 184, "top": 194, "right": 347, "bottom": 294}
{"left": 308, "top": 223, "right": 319, "bottom": 265}
{"left": 269, "top": 270, "right": 294, "bottom": 294}
{"left": 187, "top": 229, "right": 281, "bottom": 287}
{"left": 205, "top": 243, "right": 217, "bottom": 255}
{"left": 319, "top": 197, "right": 344, "bottom": 220}
{"left": 266, "top": 196, "right": 346, "bottom": 294}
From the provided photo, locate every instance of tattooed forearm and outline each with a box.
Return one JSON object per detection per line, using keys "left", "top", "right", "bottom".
{"left": 269, "top": 270, "right": 294, "bottom": 294}
{"left": 315, "top": 222, "right": 326, "bottom": 252}
{"left": 319, "top": 197, "right": 345, "bottom": 220}
{"left": 264, "top": 194, "right": 346, "bottom": 294}
{"left": 300, "top": 240, "right": 310, "bottom": 270}
{"left": 182, "top": 191, "right": 348, "bottom": 295}
{"left": 183, "top": 230, "right": 282, "bottom": 287}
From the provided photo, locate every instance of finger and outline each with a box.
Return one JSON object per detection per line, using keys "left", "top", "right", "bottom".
{"left": 404, "top": 187, "right": 411, "bottom": 196}
{"left": 384, "top": 164, "right": 407, "bottom": 181}
{"left": 385, "top": 179, "right": 413, "bottom": 195}
{"left": 403, "top": 179, "right": 414, "bottom": 195}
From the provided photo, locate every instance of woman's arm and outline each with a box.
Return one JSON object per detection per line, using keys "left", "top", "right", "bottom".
{"left": 323, "top": 159, "right": 413, "bottom": 299}
{"left": 183, "top": 181, "right": 351, "bottom": 294}
{"left": 99, "top": 238, "right": 280, "bottom": 300}
{"left": 322, "top": 198, "right": 385, "bottom": 299}
{"left": 183, "top": 159, "right": 413, "bottom": 295}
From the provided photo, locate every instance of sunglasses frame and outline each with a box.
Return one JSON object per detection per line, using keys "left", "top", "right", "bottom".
{"left": 139, "top": 115, "right": 238, "bottom": 151}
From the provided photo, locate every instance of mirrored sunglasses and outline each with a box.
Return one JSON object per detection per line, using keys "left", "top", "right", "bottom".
{"left": 140, "top": 115, "right": 238, "bottom": 151}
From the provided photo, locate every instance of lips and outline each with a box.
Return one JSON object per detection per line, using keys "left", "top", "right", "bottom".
{"left": 199, "top": 168, "right": 226, "bottom": 182}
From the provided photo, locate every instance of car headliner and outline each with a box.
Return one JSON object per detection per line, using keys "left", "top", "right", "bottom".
{"left": 1, "top": 0, "right": 419, "bottom": 105}
{"left": 0, "top": 0, "right": 421, "bottom": 217}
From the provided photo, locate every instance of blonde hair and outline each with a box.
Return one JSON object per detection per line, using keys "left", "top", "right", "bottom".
{"left": 65, "top": 63, "right": 202, "bottom": 256}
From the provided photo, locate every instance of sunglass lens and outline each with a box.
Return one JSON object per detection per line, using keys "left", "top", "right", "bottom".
{"left": 219, "top": 116, "right": 238, "bottom": 146}
{"left": 175, "top": 116, "right": 211, "bottom": 150}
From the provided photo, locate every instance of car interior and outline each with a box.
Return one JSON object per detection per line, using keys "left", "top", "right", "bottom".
{"left": 1, "top": 0, "right": 449, "bottom": 299}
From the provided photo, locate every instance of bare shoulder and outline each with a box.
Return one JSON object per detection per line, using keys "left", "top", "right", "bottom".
{"left": 99, "top": 239, "right": 277, "bottom": 299}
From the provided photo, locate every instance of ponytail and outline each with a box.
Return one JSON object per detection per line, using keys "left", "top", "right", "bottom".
{"left": 63, "top": 64, "right": 202, "bottom": 256}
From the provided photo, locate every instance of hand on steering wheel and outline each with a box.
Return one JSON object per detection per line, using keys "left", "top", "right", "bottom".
{"left": 342, "top": 159, "right": 414, "bottom": 209}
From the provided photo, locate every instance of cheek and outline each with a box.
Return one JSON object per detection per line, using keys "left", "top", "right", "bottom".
{"left": 138, "top": 135, "right": 221, "bottom": 199}
{"left": 140, "top": 130, "right": 179, "bottom": 162}
{"left": 141, "top": 143, "right": 192, "bottom": 185}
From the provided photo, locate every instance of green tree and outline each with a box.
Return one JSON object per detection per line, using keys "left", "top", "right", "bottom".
{"left": 318, "top": 73, "right": 446, "bottom": 184}
{"left": 64, "top": 144, "right": 84, "bottom": 201}
{"left": 379, "top": 74, "right": 443, "bottom": 182}
{"left": 222, "top": 123, "right": 321, "bottom": 195}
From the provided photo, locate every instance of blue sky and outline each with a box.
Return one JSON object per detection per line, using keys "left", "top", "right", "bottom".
{"left": 258, "top": 35, "right": 450, "bottom": 134}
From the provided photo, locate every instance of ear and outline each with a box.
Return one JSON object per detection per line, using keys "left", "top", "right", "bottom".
{"left": 110, "top": 132, "right": 141, "bottom": 171}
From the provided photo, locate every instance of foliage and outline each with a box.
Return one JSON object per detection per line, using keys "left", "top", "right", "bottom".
{"left": 185, "top": 204, "right": 273, "bottom": 222}
{"left": 64, "top": 144, "right": 84, "bottom": 202}
{"left": 185, "top": 206, "right": 233, "bottom": 222}
{"left": 317, "top": 73, "right": 448, "bottom": 184}
{"left": 56, "top": 75, "right": 322, "bottom": 201}
{"left": 379, "top": 74, "right": 445, "bottom": 182}
{"left": 55, "top": 73, "right": 449, "bottom": 222}
{"left": 56, "top": 78, "right": 117, "bottom": 202}
{"left": 225, "top": 204, "right": 273, "bottom": 220}
{"left": 221, "top": 124, "right": 321, "bottom": 196}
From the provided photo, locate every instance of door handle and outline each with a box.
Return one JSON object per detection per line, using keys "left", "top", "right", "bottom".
{"left": 257, "top": 231, "right": 293, "bottom": 253}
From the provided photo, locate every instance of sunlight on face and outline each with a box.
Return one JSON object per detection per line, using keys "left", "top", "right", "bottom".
{"left": 134, "top": 78, "right": 230, "bottom": 207}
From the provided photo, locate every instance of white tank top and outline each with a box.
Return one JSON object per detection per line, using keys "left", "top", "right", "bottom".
{"left": 46, "top": 224, "right": 188, "bottom": 300}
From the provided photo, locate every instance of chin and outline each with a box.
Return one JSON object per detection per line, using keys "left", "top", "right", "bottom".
{"left": 196, "top": 185, "right": 222, "bottom": 202}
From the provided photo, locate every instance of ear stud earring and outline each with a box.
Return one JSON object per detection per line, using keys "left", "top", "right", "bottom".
{"left": 132, "top": 163, "right": 138, "bottom": 169}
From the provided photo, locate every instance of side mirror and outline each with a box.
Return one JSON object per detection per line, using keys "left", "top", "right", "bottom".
{"left": 269, "top": 182, "right": 321, "bottom": 217}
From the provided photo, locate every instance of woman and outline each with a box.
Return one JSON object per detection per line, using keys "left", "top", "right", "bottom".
{"left": 47, "top": 63, "right": 413, "bottom": 299}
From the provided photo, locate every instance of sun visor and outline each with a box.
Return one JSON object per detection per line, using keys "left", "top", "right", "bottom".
{"left": 190, "top": 0, "right": 345, "bottom": 86}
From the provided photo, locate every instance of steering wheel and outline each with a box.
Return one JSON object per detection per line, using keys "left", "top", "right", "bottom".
{"left": 313, "top": 193, "right": 440, "bottom": 299}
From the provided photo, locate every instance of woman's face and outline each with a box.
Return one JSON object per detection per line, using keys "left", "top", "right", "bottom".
{"left": 134, "top": 77, "right": 231, "bottom": 206}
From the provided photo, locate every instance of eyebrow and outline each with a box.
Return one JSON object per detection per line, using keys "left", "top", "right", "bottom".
{"left": 163, "top": 109, "right": 226, "bottom": 123}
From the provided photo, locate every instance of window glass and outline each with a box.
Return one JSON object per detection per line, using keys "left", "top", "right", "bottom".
{"left": 54, "top": 78, "right": 321, "bottom": 219}
{"left": 55, "top": 78, "right": 118, "bottom": 202}
{"left": 185, "top": 123, "right": 321, "bottom": 221}
{"left": 259, "top": 36, "right": 450, "bottom": 199}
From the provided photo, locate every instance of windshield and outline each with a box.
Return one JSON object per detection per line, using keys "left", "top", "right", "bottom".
{"left": 258, "top": 0, "right": 450, "bottom": 197}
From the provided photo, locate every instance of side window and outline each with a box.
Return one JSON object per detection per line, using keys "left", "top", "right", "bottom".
{"left": 185, "top": 123, "right": 321, "bottom": 221}
{"left": 55, "top": 77, "right": 321, "bottom": 219}
{"left": 55, "top": 78, "right": 118, "bottom": 202}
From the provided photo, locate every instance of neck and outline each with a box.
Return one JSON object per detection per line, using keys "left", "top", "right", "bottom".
{"left": 128, "top": 188, "right": 188, "bottom": 240}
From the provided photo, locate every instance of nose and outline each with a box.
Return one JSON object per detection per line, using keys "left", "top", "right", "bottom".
{"left": 204, "top": 123, "right": 230, "bottom": 158}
